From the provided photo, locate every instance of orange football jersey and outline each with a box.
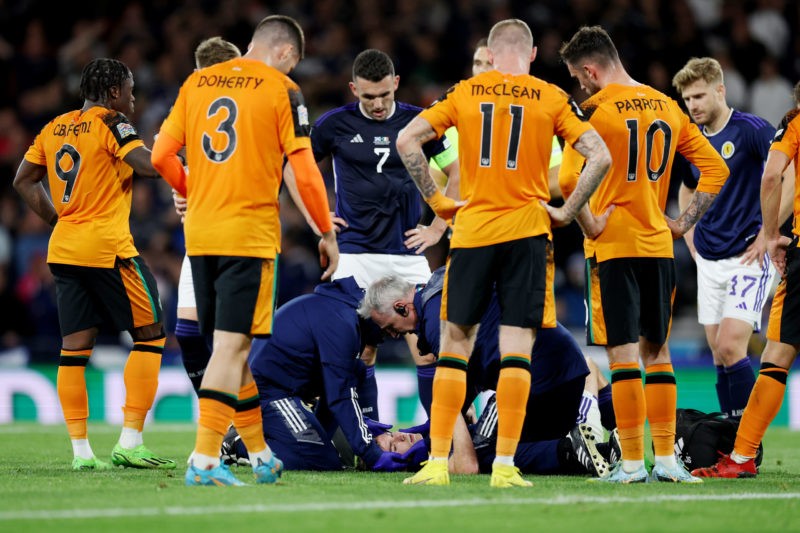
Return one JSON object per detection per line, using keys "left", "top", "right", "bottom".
{"left": 159, "top": 57, "right": 312, "bottom": 258}
{"left": 770, "top": 109, "right": 800, "bottom": 241}
{"left": 24, "top": 106, "right": 142, "bottom": 267}
{"left": 560, "top": 84, "right": 728, "bottom": 261}
{"left": 420, "top": 69, "right": 592, "bottom": 248}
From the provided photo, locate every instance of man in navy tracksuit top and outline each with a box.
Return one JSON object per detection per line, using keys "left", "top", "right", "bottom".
{"left": 361, "top": 268, "right": 618, "bottom": 475}
{"left": 246, "top": 276, "right": 403, "bottom": 471}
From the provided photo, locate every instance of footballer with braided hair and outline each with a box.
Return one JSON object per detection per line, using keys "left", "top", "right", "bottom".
{"left": 14, "top": 58, "right": 174, "bottom": 471}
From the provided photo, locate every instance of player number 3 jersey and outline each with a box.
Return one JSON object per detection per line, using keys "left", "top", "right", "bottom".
{"left": 158, "top": 57, "right": 312, "bottom": 258}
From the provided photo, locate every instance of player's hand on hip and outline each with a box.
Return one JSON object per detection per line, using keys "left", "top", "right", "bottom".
{"left": 405, "top": 224, "right": 445, "bottom": 254}
{"left": 540, "top": 201, "right": 571, "bottom": 228}
{"left": 767, "top": 235, "right": 792, "bottom": 278}
{"left": 741, "top": 230, "right": 767, "bottom": 268}
{"left": 172, "top": 189, "right": 187, "bottom": 223}
{"left": 331, "top": 212, "right": 348, "bottom": 233}
{"left": 318, "top": 230, "right": 340, "bottom": 281}
{"left": 582, "top": 205, "right": 615, "bottom": 239}
{"left": 664, "top": 215, "right": 684, "bottom": 239}
{"left": 427, "top": 191, "right": 465, "bottom": 221}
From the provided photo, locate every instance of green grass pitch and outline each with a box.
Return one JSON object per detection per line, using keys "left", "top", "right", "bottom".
{"left": 1, "top": 423, "right": 798, "bottom": 532}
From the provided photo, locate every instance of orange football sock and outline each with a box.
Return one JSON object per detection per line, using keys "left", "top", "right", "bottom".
{"left": 122, "top": 337, "right": 164, "bottom": 431}
{"left": 57, "top": 348, "right": 92, "bottom": 440}
{"left": 495, "top": 353, "right": 531, "bottom": 457}
{"left": 233, "top": 382, "right": 267, "bottom": 455}
{"left": 734, "top": 363, "right": 788, "bottom": 458}
{"left": 196, "top": 392, "right": 238, "bottom": 457}
{"left": 610, "top": 361, "right": 646, "bottom": 462}
{"left": 644, "top": 363, "right": 677, "bottom": 457}
{"left": 429, "top": 352, "right": 468, "bottom": 458}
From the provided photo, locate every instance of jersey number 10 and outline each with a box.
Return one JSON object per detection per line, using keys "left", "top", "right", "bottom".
{"left": 625, "top": 118, "right": 673, "bottom": 182}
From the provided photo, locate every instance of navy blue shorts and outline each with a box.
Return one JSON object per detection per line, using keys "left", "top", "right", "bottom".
{"left": 260, "top": 395, "right": 343, "bottom": 471}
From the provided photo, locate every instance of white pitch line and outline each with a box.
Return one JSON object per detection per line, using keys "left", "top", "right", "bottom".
{"left": 2, "top": 492, "right": 799, "bottom": 521}
{"left": 0, "top": 424, "right": 194, "bottom": 435}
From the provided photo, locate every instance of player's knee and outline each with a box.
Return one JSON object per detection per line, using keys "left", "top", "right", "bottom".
{"left": 131, "top": 323, "right": 165, "bottom": 342}
{"left": 62, "top": 328, "right": 98, "bottom": 351}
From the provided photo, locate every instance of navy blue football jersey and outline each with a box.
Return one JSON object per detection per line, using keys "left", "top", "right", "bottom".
{"left": 311, "top": 102, "right": 449, "bottom": 254}
{"left": 684, "top": 110, "right": 775, "bottom": 259}
{"left": 248, "top": 277, "right": 382, "bottom": 462}
{"left": 414, "top": 267, "right": 589, "bottom": 407}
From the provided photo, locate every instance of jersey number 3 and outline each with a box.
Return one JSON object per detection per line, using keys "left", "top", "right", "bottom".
{"left": 203, "top": 97, "right": 238, "bottom": 163}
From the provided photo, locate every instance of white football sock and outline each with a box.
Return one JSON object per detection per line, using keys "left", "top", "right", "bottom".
{"left": 71, "top": 439, "right": 94, "bottom": 460}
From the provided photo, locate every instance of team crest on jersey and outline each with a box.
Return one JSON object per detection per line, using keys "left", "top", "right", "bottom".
{"left": 116, "top": 122, "right": 136, "bottom": 138}
{"left": 374, "top": 136, "right": 390, "bottom": 145}
{"left": 720, "top": 141, "right": 735, "bottom": 159}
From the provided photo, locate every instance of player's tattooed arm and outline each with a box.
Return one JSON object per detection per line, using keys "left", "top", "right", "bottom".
{"left": 545, "top": 129, "right": 610, "bottom": 227}
{"left": 398, "top": 117, "right": 465, "bottom": 220}
{"left": 398, "top": 118, "right": 439, "bottom": 198}
{"left": 666, "top": 191, "right": 717, "bottom": 239}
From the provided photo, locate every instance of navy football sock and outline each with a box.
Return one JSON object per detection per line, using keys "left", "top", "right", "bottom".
{"left": 175, "top": 318, "right": 212, "bottom": 395}
{"left": 416, "top": 363, "right": 436, "bottom": 417}
{"left": 358, "top": 364, "right": 379, "bottom": 419}
{"left": 715, "top": 364, "right": 731, "bottom": 417}
{"left": 726, "top": 357, "right": 756, "bottom": 420}
{"left": 597, "top": 383, "right": 616, "bottom": 430}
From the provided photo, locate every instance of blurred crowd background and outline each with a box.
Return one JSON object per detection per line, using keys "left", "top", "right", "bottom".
{"left": 0, "top": 0, "right": 796, "bottom": 365}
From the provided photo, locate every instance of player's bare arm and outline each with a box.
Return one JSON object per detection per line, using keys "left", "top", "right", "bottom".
{"left": 123, "top": 146, "right": 160, "bottom": 178}
{"left": 677, "top": 183, "right": 697, "bottom": 260}
{"left": 544, "top": 129, "right": 611, "bottom": 227}
{"left": 666, "top": 190, "right": 717, "bottom": 239}
{"left": 404, "top": 159, "right": 460, "bottom": 254}
{"left": 13, "top": 160, "right": 58, "bottom": 227}
{"left": 398, "top": 117, "right": 465, "bottom": 220}
{"left": 760, "top": 149, "right": 793, "bottom": 276}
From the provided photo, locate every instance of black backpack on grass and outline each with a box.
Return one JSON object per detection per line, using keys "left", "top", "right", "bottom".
{"left": 674, "top": 408, "right": 763, "bottom": 469}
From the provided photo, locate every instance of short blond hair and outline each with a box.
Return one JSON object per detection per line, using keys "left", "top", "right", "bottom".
{"left": 672, "top": 57, "right": 724, "bottom": 94}
{"left": 194, "top": 37, "right": 240, "bottom": 69}
{"left": 488, "top": 19, "right": 533, "bottom": 54}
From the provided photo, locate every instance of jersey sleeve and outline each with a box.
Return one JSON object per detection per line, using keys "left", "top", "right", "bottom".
{"left": 419, "top": 84, "right": 460, "bottom": 138}
{"left": 159, "top": 81, "right": 189, "bottom": 145}
{"left": 430, "top": 127, "right": 459, "bottom": 171}
{"left": 278, "top": 80, "right": 312, "bottom": 156}
{"left": 676, "top": 114, "right": 729, "bottom": 194}
{"left": 310, "top": 116, "right": 333, "bottom": 162}
{"left": 553, "top": 94, "right": 593, "bottom": 146}
{"left": 317, "top": 318, "right": 376, "bottom": 459}
{"left": 770, "top": 110, "right": 800, "bottom": 161}
{"left": 102, "top": 112, "right": 145, "bottom": 160}
{"left": 557, "top": 143, "right": 583, "bottom": 199}
{"left": 23, "top": 127, "right": 47, "bottom": 166}
{"left": 748, "top": 119, "right": 776, "bottom": 160}
{"left": 416, "top": 295, "right": 442, "bottom": 357}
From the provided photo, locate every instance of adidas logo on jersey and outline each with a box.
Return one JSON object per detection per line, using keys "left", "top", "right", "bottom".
{"left": 737, "top": 302, "right": 748, "bottom": 311}
{"left": 350, "top": 134, "right": 364, "bottom": 143}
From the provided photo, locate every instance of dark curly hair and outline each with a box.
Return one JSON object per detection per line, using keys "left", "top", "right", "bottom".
{"left": 352, "top": 49, "right": 395, "bottom": 82}
{"left": 79, "top": 58, "right": 131, "bottom": 103}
